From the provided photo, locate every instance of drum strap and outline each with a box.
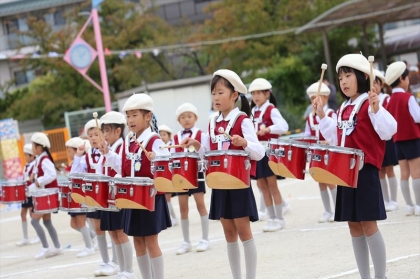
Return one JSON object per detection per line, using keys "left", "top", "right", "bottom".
{"left": 177, "top": 128, "right": 199, "bottom": 152}
{"left": 104, "top": 138, "right": 124, "bottom": 176}
{"left": 125, "top": 132, "right": 158, "bottom": 160}
{"left": 378, "top": 93, "right": 389, "bottom": 106}
{"left": 310, "top": 108, "right": 334, "bottom": 140}
{"left": 210, "top": 111, "right": 247, "bottom": 144}
{"left": 252, "top": 103, "right": 274, "bottom": 131}
{"left": 87, "top": 148, "right": 103, "bottom": 173}
{"left": 337, "top": 93, "right": 369, "bottom": 147}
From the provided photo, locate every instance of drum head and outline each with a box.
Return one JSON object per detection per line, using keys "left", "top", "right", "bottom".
{"left": 1, "top": 180, "right": 25, "bottom": 187}
{"left": 309, "top": 144, "right": 329, "bottom": 151}
{"left": 153, "top": 156, "right": 170, "bottom": 162}
{"left": 114, "top": 177, "right": 154, "bottom": 186}
{"left": 68, "top": 173, "right": 86, "bottom": 179}
{"left": 328, "top": 145, "right": 362, "bottom": 155}
{"left": 204, "top": 150, "right": 249, "bottom": 157}
{"left": 83, "top": 174, "right": 111, "bottom": 182}
{"left": 170, "top": 152, "right": 200, "bottom": 159}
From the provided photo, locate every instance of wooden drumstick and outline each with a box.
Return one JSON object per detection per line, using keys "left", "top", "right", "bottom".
{"left": 218, "top": 127, "right": 232, "bottom": 140}
{"left": 128, "top": 131, "right": 150, "bottom": 159}
{"left": 313, "top": 63, "right": 328, "bottom": 116}
{"left": 92, "top": 112, "right": 104, "bottom": 139}
{"left": 159, "top": 144, "right": 184, "bottom": 150}
{"left": 368, "top": 56, "right": 375, "bottom": 111}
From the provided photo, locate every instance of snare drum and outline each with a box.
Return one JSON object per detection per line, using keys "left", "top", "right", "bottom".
{"left": 276, "top": 140, "right": 309, "bottom": 180}
{"left": 58, "top": 180, "right": 92, "bottom": 212}
{"left": 69, "top": 173, "right": 86, "bottom": 204}
{"left": 170, "top": 152, "right": 203, "bottom": 190}
{"left": 290, "top": 136, "right": 318, "bottom": 144}
{"left": 83, "top": 174, "right": 111, "bottom": 209}
{"left": 204, "top": 150, "right": 251, "bottom": 189}
{"left": 308, "top": 145, "right": 364, "bottom": 188}
{"left": 0, "top": 180, "right": 26, "bottom": 204}
{"left": 113, "top": 177, "right": 156, "bottom": 211}
{"left": 151, "top": 156, "right": 180, "bottom": 193}
{"left": 32, "top": 188, "right": 59, "bottom": 214}
{"left": 267, "top": 139, "right": 281, "bottom": 175}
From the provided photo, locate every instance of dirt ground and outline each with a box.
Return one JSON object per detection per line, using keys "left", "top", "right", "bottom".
{"left": 1, "top": 165, "right": 419, "bottom": 279}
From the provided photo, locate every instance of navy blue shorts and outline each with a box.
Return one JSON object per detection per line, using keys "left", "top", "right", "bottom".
{"left": 395, "top": 139, "right": 420, "bottom": 161}
{"left": 177, "top": 172, "right": 206, "bottom": 196}
{"left": 21, "top": 197, "right": 33, "bottom": 208}
{"left": 382, "top": 140, "right": 398, "bottom": 167}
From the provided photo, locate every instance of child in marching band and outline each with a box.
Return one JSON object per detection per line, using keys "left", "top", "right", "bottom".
{"left": 101, "top": 93, "right": 171, "bottom": 279}
{"left": 304, "top": 82, "right": 337, "bottom": 223}
{"left": 99, "top": 111, "right": 135, "bottom": 278}
{"left": 373, "top": 70, "right": 400, "bottom": 212}
{"left": 65, "top": 137, "right": 96, "bottom": 258}
{"left": 72, "top": 120, "right": 118, "bottom": 276}
{"left": 385, "top": 61, "right": 420, "bottom": 216}
{"left": 315, "top": 54, "right": 397, "bottom": 279}
{"left": 182, "top": 70, "right": 265, "bottom": 279}
{"left": 15, "top": 144, "right": 39, "bottom": 246}
{"left": 172, "top": 103, "right": 210, "bottom": 254}
{"left": 28, "top": 133, "right": 62, "bottom": 259}
{"left": 158, "top": 124, "right": 179, "bottom": 226}
{"left": 249, "top": 78, "right": 289, "bottom": 231}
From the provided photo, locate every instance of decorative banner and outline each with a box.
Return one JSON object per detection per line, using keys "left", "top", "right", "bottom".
{"left": 0, "top": 118, "right": 18, "bottom": 141}
{"left": 2, "top": 158, "right": 23, "bottom": 180}
{"left": 63, "top": 38, "right": 98, "bottom": 75}
{"left": 0, "top": 139, "right": 20, "bottom": 161}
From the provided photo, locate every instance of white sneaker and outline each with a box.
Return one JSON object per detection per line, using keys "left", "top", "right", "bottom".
{"left": 269, "top": 218, "right": 285, "bottom": 232}
{"left": 328, "top": 213, "right": 335, "bottom": 222}
{"left": 171, "top": 217, "right": 179, "bottom": 226}
{"left": 91, "top": 236, "right": 98, "bottom": 250}
{"left": 119, "top": 271, "right": 137, "bottom": 279}
{"left": 385, "top": 201, "right": 398, "bottom": 212}
{"left": 282, "top": 204, "right": 291, "bottom": 215}
{"left": 415, "top": 205, "right": 420, "bottom": 216}
{"left": 176, "top": 241, "right": 191, "bottom": 255}
{"left": 29, "top": 236, "right": 40, "bottom": 244}
{"left": 318, "top": 211, "right": 334, "bottom": 223}
{"left": 258, "top": 211, "right": 267, "bottom": 221}
{"left": 196, "top": 239, "right": 210, "bottom": 252}
{"left": 15, "top": 238, "right": 29, "bottom": 246}
{"left": 46, "top": 247, "right": 63, "bottom": 258}
{"left": 108, "top": 240, "right": 112, "bottom": 249}
{"left": 77, "top": 247, "right": 95, "bottom": 258}
{"left": 406, "top": 205, "right": 415, "bottom": 216}
{"left": 94, "top": 262, "right": 119, "bottom": 276}
{"left": 34, "top": 248, "right": 49, "bottom": 259}
{"left": 262, "top": 219, "right": 274, "bottom": 232}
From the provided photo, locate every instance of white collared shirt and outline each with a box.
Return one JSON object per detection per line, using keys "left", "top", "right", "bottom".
{"left": 71, "top": 148, "right": 102, "bottom": 174}
{"left": 170, "top": 126, "right": 209, "bottom": 153}
{"left": 198, "top": 107, "right": 265, "bottom": 161}
{"left": 252, "top": 100, "right": 289, "bottom": 134}
{"left": 304, "top": 105, "right": 337, "bottom": 136}
{"left": 391, "top": 87, "right": 420, "bottom": 123}
{"left": 28, "top": 152, "right": 57, "bottom": 191}
{"left": 319, "top": 93, "right": 397, "bottom": 146}
{"left": 99, "top": 138, "right": 124, "bottom": 176}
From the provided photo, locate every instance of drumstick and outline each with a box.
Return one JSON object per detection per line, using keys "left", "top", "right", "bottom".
{"left": 92, "top": 112, "right": 104, "bottom": 139}
{"left": 159, "top": 144, "right": 184, "bottom": 150}
{"left": 368, "top": 56, "right": 375, "bottom": 111}
{"left": 218, "top": 127, "right": 232, "bottom": 140}
{"left": 313, "top": 63, "right": 328, "bottom": 116}
{"left": 128, "top": 131, "right": 150, "bottom": 159}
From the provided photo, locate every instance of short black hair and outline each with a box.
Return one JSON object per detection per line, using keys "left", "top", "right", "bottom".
{"left": 102, "top": 123, "right": 125, "bottom": 139}
{"left": 390, "top": 69, "right": 409, "bottom": 88}
{"left": 337, "top": 66, "right": 369, "bottom": 100}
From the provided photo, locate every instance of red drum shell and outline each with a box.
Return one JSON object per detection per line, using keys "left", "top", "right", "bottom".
{"left": 170, "top": 152, "right": 200, "bottom": 190}
{"left": 276, "top": 140, "right": 308, "bottom": 180}
{"left": 32, "top": 189, "right": 59, "bottom": 214}
{"left": 113, "top": 177, "right": 155, "bottom": 211}
{"left": 1, "top": 181, "right": 26, "bottom": 204}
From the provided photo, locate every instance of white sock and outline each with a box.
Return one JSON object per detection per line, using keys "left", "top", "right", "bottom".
{"left": 412, "top": 179, "right": 420, "bottom": 206}
{"left": 401, "top": 180, "right": 414, "bottom": 206}
{"left": 274, "top": 203, "right": 283, "bottom": 220}
{"left": 351, "top": 235, "right": 371, "bottom": 279}
{"left": 97, "top": 234, "right": 109, "bottom": 263}
{"left": 266, "top": 205, "right": 275, "bottom": 219}
{"left": 122, "top": 241, "right": 133, "bottom": 272}
{"left": 243, "top": 238, "right": 257, "bottom": 279}
{"left": 80, "top": 226, "right": 92, "bottom": 249}
{"left": 150, "top": 256, "right": 164, "bottom": 279}
{"left": 200, "top": 215, "right": 209, "bottom": 240}
{"left": 227, "top": 241, "right": 241, "bottom": 279}
{"left": 367, "top": 231, "right": 386, "bottom": 279}
{"left": 330, "top": 187, "right": 337, "bottom": 208}
{"left": 22, "top": 221, "right": 28, "bottom": 239}
{"left": 167, "top": 201, "right": 177, "bottom": 219}
{"left": 111, "top": 238, "right": 117, "bottom": 264}
{"left": 259, "top": 191, "right": 266, "bottom": 212}
{"left": 115, "top": 244, "right": 125, "bottom": 272}
{"left": 379, "top": 178, "right": 390, "bottom": 203}
{"left": 388, "top": 176, "right": 398, "bottom": 202}
{"left": 137, "top": 254, "right": 152, "bottom": 279}
{"left": 181, "top": 219, "right": 190, "bottom": 243}
{"left": 320, "top": 189, "right": 332, "bottom": 213}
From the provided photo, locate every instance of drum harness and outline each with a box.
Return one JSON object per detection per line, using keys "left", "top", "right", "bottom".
{"left": 310, "top": 107, "right": 334, "bottom": 140}
{"left": 176, "top": 129, "right": 199, "bottom": 152}
{"left": 104, "top": 138, "right": 124, "bottom": 199}
{"left": 337, "top": 93, "right": 369, "bottom": 147}
{"left": 378, "top": 93, "right": 390, "bottom": 106}
{"left": 209, "top": 110, "right": 247, "bottom": 150}
{"left": 125, "top": 131, "right": 158, "bottom": 175}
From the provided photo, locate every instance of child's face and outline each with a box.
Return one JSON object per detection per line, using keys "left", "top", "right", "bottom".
{"left": 102, "top": 125, "right": 121, "bottom": 146}
{"left": 31, "top": 142, "right": 42, "bottom": 155}
{"left": 126, "top": 109, "right": 151, "bottom": 135}
{"left": 66, "top": 147, "right": 77, "bottom": 160}
{"left": 212, "top": 82, "right": 237, "bottom": 114}
{"left": 373, "top": 79, "right": 382, "bottom": 94}
{"left": 310, "top": 95, "right": 329, "bottom": 106}
{"left": 24, "top": 153, "right": 34, "bottom": 163}
{"left": 178, "top": 112, "right": 197, "bottom": 130}
{"left": 87, "top": 127, "right": 101, "bottom": 148}
{"left": 338, "top": 71, "right": 359, "bottom": 100}
{"left": 251, "top": 90, "right": 269, "bottom": 107}
{"left": 159, "top": 131, "right": 171, "bottom": 144}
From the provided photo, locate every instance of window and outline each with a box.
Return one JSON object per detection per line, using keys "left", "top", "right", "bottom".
{"left": 14, "top": 70, "right": 35, "bottom": 86}
{"left": 5, "top": 18, "right": 19, "bottom": 34}
{"left": 54, "top": 10, "right": 66, "bottom": 25}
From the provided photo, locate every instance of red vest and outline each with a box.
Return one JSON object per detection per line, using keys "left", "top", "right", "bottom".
{"left": 387, "top": 92, "right": 420, "bottom": 142}
{"left": 103, "top": 143, "right": 123, "bottom": 177}
{"left": 37, "top": 156, "right": 58, "bottom": 188}
{"left": 25, "top": 162, "right": 35, "bottom": 186}
{"left": 306, "top": 110, "right": 334, "bottom": 141}
{"left": 85, "top": 149, "right": 101, "bottom": 174}
{"left": 337, "top": 100, "right": 385, "bottom": 170}
{"left": 122, "top": 135, "right": 164, "bottom": 195}
{"left": 173, "top": 130, "right": 202, "bottom": 153}
{"left": 209, "top": 114, "right": 256, "bottom": 176}
{"left": 254, "top": 106, "right": 279, "bottom": 141}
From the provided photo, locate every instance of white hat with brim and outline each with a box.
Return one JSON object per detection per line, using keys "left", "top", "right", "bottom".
{"left": 213, "top": 69, "right": 247, "bottom": 94}
{"left": 176, "top": 103, "right": 198, "bottom": 119}
{"left": 385, "top": 61, "right": 406, "bottom": 85}
{"left": 374, "top": 69, "right": 385, "bottom": 84}
{"left": 24, "top": 143, "right": 33, "bottom": 155}
{"left": 158, "top": 124, "right": 173, "bottom": 134}
{"left": 65, "top": 137, "right": 85, "bottom": 149}
{"left": 122, "top": 93, "right": 153, "bottom": 112}
{"left": 336, "top": 54, "right": 373, "bottom": 78}
{"left": 84, "top": 119, "right": 101, "bottom": 137}
{"left": 248, "top": 78, "right": 272, "bottom": 93}
{"left": 31, "top": 132, "right": 51, "bottom": 148}
{"left": 306, "top": 82, "right": 331, "bottom": 97}
{"left": 100, "top": 111, "right": 126, "bottom": 126}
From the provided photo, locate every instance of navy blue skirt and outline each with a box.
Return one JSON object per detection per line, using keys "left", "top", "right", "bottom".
{"left": 335, "top": 164, "right": 386, "bottom": 222}
{"left": 395, "top": 139, "right": 420, "bottom": 161}
{"left": 252, "top": 155, "right": 285, "bottom": 180}
{"left": 382, "top": 140, "right": 398, "bottom": 167}
{"left": 123, "top": 194, "right": 171, "bottom": 237}
{"left": 68, "top": 212, "right": 87, "bottom": 217}
{"left": 87, "top": 211, "right": 101, "bottom": 219}
{"left": 100, "top": 210, "right": 124, "bottom": 231}
{"left": 209, "top": 186, "right": 258, "bottom": 222}
{"left": 177, "top": 172, "right": 206, "bottom": 196}
{"left": 21, "top": 197, "right": 33, "bottom": 208}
